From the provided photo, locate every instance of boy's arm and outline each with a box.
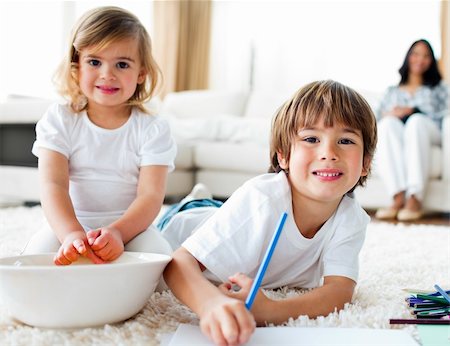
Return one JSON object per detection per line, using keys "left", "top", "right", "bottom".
{"left": 108, "top": 165, "right": 168, "bottom": 243}
{"left": 250, "top": 275, "right": 355, "bottom": 325}
{"left": 164, "top": 247, "right": 255, "bottom": 345}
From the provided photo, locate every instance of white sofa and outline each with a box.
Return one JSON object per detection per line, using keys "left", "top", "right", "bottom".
{"left": 0, "top": 96, "right": 193, "bottom": 205}
{"left": 161, "top": 89, "right": 450, "bottom": 212}
{"left": 1, "top": 90, "right": 449, "bottom": 213}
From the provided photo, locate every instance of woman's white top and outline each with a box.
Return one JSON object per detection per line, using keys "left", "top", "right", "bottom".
{"left": 377, "top": 81, "right": 448, "bottom": 128}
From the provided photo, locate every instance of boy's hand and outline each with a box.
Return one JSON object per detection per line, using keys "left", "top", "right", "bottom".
{"left": 87, "top": 226, "right": 124, "bottom": 262}
{"left": 54, "top": 231, "right": 104, "bottom": 265}
{"left": 219, "top": 272, "right": 272, "bottom": 326}
{"left": 199, "top": 294, "right": 255, "bottom": 346}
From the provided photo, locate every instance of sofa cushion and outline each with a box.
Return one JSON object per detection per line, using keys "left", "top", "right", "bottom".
{"left": 160, "top": 90, "right": 248, "bottom": 119}
{"left": 173, "top": 142, "right": 194, "bottom": 169}
{"left": 168, "top": 115, "right": 271, "bottom": 146}
{"left": 371, "top": 146, "right": 442, "bottom": 179}
{"left": 194, "top": 141, "right": 270, "bottom": 173}
{"left": 243, "top": 91, "right": 292, "bottom": 119}
{"left": 355, "top": 89, "right": 382, "bottom": 116}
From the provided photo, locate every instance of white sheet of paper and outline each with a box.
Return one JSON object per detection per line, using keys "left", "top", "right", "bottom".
{"left": 168, "top": 324, "right": 419, "bottom": 346}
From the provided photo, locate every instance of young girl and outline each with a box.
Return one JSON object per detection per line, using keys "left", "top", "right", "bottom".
{"left": 162, "top": 80, "right": 377, "bottom": 345}
{"left": 24, "top": 6, "right": 175, "bottom": 265}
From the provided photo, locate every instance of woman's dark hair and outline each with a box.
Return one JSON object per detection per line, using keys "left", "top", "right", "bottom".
{"left": 398, "top": 39, "right": 442, "bottom": 87}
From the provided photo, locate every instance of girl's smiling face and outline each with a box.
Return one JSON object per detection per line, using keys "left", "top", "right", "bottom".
{"left": 78, "top": 38, "right": 146, "bottom": 116}
{"left": 278, "top": 117, "right": 368, "bottom": 205}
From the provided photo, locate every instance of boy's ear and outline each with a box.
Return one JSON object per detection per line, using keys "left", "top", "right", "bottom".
{"left": 277, "top": 151, "right": 288, "bottom": 169}
{"left": 361, "top": 157, "right": 371, "bottom": 176}
{"left": 137, "top": 69, "right": 147, "bottom": 84}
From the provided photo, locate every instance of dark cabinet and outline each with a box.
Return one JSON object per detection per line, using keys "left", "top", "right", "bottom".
{"left": 0, "top": 124, "right": 37, "bottom": 167}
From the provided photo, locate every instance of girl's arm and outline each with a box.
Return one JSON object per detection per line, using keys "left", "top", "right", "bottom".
{"left": 39, "top": 148, "right": 85, "bottom": 241}
{"left": 227, "top": 274, "right": 355, "bottom": 325}
{"left": 164, "top": 247, "right": 255, "bottom": 346}
{"left": 39, "top": 149, "right": 102, "bottom": 264}
{"left": 108, "top": 165, "right": 168, "bottom": 243}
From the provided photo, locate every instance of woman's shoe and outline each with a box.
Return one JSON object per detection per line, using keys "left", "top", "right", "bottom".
{"left": 375, "top": 207, "right": 399, "bottom": 220}
{"left": 397, "top": 208, "right": 424, "bottom": 222}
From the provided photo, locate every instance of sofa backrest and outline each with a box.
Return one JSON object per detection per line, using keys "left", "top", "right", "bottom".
{"left": 0, "top": 96, "right": 54, "bottom": 123}
{"left": 160, "top": 90, "right": 249, "bottom": 118}
{"left": 354, "top": 89, "right": 382, "bottom": 117}
{"left": 242, "top": 91, "right": 292, "bottom": 119}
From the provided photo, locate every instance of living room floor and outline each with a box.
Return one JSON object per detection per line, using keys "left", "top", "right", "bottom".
{"left": 15, "top": 203, "right": 450, "bottom": 227}
{"left": 366, "top": 209, "right": 450, "bottom": 226}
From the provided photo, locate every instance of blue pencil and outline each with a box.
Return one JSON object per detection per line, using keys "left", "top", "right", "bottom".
{"left": 434, "top": 284, "right": 450, "bottom": 304}
{"left": 245, "top": 212, "right": 288, "bottom": 310}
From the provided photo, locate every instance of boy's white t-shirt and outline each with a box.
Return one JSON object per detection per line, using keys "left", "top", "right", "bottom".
{"left": 32, "top": 103, "right": 177, "bottom": 230}
{"left": 182, "top": 172, "right": 370, "bottom": 289}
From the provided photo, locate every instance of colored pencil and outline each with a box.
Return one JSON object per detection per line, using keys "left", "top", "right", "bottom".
{"left": 245, "top": 212, "right": 288, "bottom": 310}
{"left": 402, "top": 288, "right": 450, "bottom": 295}
{"left": 413, "top": 302, "right": 444, "bottom": 308}
{"left": 412, "top": 306, "right": 449, "bottom": 314}
{"left": 416, "top": 294, "right": 450, "bottom": 305}
{"left": 416, "top": 313, "right": 450, "bottom": 319}
{"left": 390, "top": 318, "right": 450, "bottom": 325}
{"left": 434, "top": 284, "right": 450, "bottom": 304}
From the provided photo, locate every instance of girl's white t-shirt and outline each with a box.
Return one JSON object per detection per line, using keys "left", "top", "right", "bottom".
{"left": 182, "top": 172, "right": 370, "bottom": 289}
{"left": 32, "top": 103, "right": 177, "bottom": 230}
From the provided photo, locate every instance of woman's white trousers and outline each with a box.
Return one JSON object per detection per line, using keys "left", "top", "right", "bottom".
{"left": 375, "top": 114, "right": 441, "bottom": 201}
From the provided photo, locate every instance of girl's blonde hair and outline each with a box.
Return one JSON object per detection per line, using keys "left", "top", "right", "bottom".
{"left": 269, "top": 80, "right": 378, "bottom": 189}
{"left": 54, "top": 6, "right": 161, "bottom": 113}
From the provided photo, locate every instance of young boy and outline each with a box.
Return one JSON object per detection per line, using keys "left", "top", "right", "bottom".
{"left": 162, "top": 80, "right": 378, "bottom": 346}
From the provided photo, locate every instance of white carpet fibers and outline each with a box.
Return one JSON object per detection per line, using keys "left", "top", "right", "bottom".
{"left": 0, "top": 206, "right": 448, "bottom": 345}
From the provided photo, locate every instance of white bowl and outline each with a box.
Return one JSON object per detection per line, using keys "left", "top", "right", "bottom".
{"left": 0, "top": 252, "right": 171, "bottom": 328}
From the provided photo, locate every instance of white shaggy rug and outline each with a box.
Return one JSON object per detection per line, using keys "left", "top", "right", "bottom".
{"left": 0, "top": 206, "right": 448, "bottom": 345}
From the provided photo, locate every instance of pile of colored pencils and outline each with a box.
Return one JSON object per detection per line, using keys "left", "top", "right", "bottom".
{"left": 390, "top": 284, "right": 450, "bottom": 325}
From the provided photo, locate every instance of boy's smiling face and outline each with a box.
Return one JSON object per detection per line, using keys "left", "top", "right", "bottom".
{"left": 278, "top": 117, "right": 368, "bottom": 204}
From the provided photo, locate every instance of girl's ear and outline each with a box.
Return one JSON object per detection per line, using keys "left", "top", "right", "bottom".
{"left": 137, "top": 69, "right": 147, "bottom": 84}
{"left": 277, "top": 151, "right": 288, "bottom": 169}
{"left": 361, "top": 157, "right": 371, "bottom": 177}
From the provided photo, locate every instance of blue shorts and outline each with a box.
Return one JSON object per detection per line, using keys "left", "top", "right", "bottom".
{"left": 156, "top": 198, "right": 223, "bottom": 231}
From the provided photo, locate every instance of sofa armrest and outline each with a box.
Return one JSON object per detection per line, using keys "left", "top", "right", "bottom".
{"left": 0, "top": 97, "right": 53, "bottom": 123}
{"left": 442, "top": 116, "right": 450, "bottom": 181}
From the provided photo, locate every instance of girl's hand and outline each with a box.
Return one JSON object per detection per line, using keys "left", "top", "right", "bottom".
{"left": 87, "top": 226, "right": 124, "bottom": 261}
{"left": 199, "top": 294, "right": 255, "bottom": 346}
{"left": 54, "top": 231, "right": 104, "bottom": 265}
{"left": 219, "top": 272, "right": 272, "bottom": 326}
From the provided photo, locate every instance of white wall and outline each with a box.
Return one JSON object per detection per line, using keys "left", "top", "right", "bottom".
{"left": 0, "top": 1, "right": 153, "bottom": 101}
{"left": 210, "top": 0, "right": 441, "bottom": 94}
{"left": 0, "top": 1, "right": 442, "bottom": 100}
{"left": 0, "top": 2, "right": 64, "bottom": 100}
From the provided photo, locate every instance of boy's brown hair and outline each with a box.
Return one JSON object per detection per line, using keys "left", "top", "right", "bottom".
{"left": 269, "top": 80, "right": 377, "bottom": 189}
{"left": 54, "top": 6, "right": 161, "bottom": 113}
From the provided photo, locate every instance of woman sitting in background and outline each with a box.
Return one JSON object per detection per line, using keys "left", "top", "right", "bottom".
{"left": 375, "top": 39, "right": 448, "bottom": 221}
